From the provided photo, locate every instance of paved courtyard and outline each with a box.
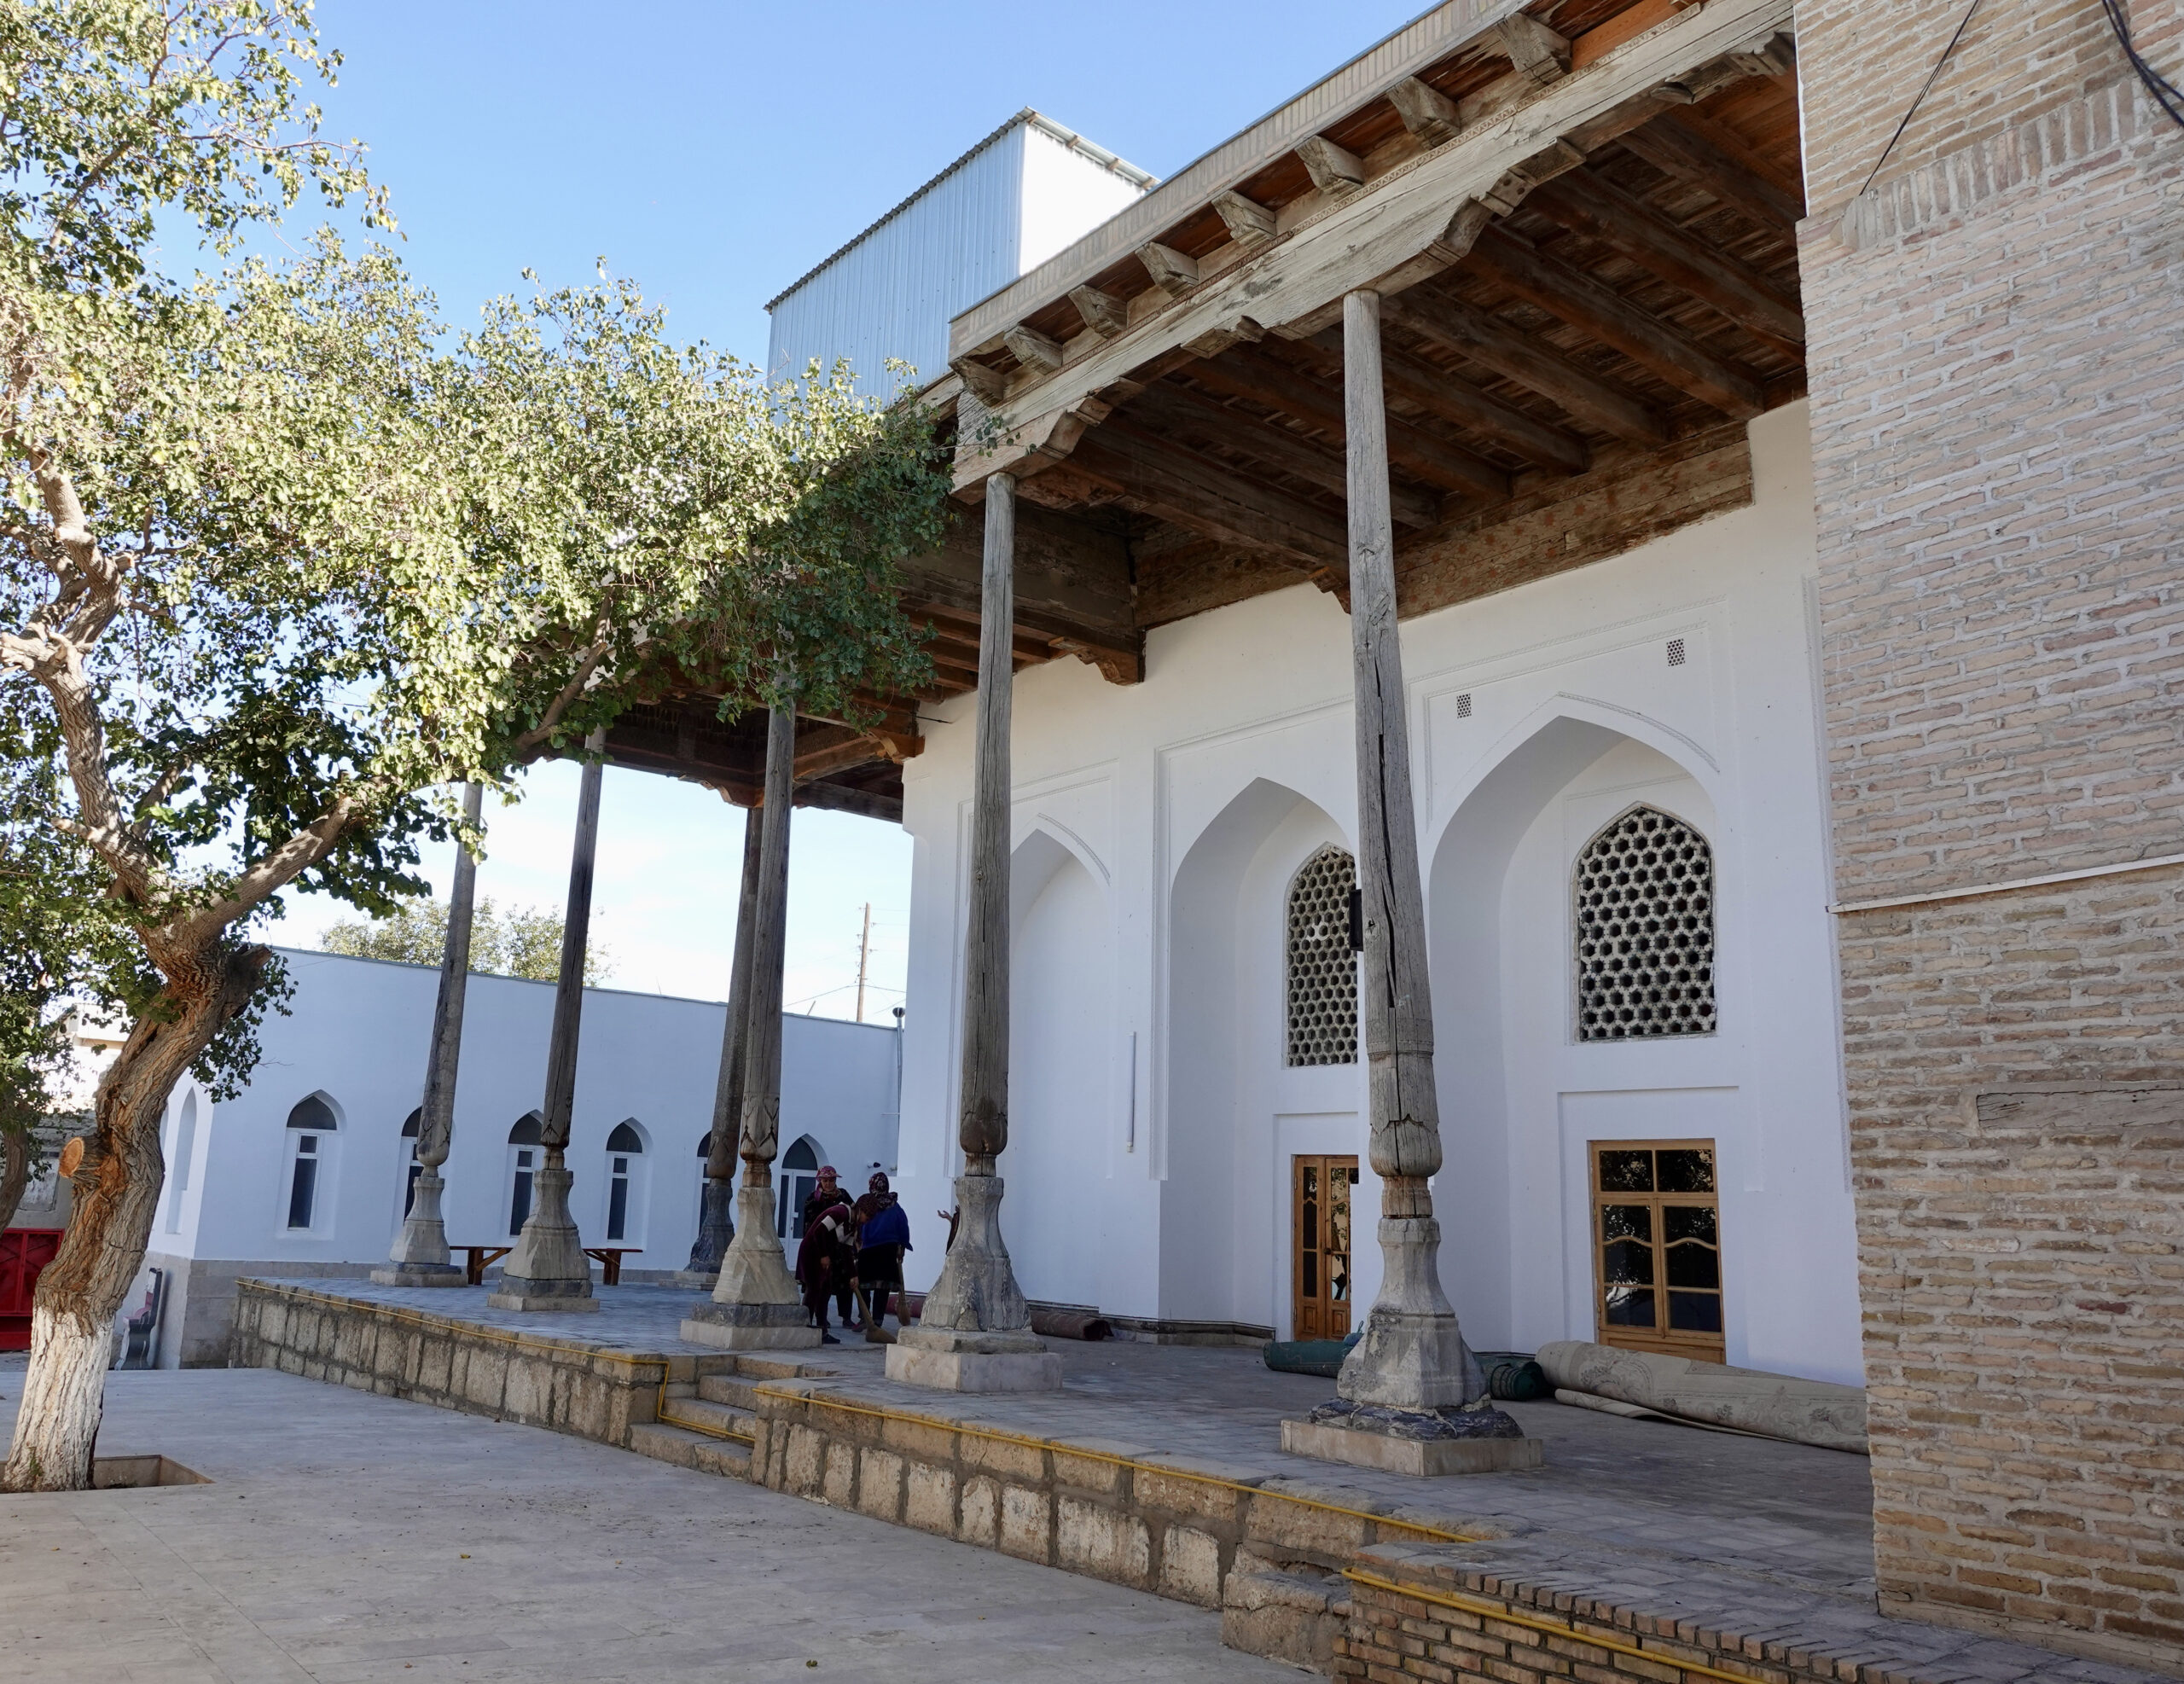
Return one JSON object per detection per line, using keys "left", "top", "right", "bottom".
{"left": 0, "top": 1361, "right": 1304, "bottom": 1683}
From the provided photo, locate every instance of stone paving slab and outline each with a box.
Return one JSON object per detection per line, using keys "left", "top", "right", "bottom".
{"left": 0, "top": 1361, "right": 1298, "bottom": 1683}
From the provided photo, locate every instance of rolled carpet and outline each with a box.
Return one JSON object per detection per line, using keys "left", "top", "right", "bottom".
{"left": 1536, "top": 1340, "right": 1866, "bottom": 1454}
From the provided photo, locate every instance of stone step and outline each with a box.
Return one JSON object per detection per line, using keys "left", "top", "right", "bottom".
{"left": 733, "top": 1354, "right": 839, "bottom": 1382}
{"left": 696, "top": 1373, "right": 768, "bottom": 1410}
{"left": 627, "top": 1421, "right": 752, "bottom": 1479}
{"left": 659, "top": 1397, "right": 758, "bottom": 1440}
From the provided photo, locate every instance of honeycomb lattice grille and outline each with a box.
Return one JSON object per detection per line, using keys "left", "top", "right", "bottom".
{"left": 1287, "top": 846, "right": 1358, "bottom": 1067}
{"left": 1575, "top": 807, "right": 1716, "bottom": 1042}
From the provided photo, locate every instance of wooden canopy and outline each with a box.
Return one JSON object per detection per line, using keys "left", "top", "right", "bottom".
{"left": 607, "top": 0, "right": 1804, "bottom": 822}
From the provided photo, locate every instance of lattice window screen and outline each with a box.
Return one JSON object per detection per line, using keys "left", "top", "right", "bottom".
{"left": 1287, "top": 846, "right": 1358, "bottom": 1066}
{"left": 1574, "top": 807, "right": 1716, "bottom": 1042}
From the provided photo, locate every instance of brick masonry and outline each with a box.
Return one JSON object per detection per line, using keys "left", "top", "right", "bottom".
{"left": 1797, "top": 0, "right": 2184, "bottom": 1671}
{"left": 1336, "top": 1538, "right": 2168, "bottom": 1684}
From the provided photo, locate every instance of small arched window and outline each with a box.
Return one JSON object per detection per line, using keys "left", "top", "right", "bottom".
{"left": 284, "top": 1094, "right": 339, "bottom": 1231}
{"left": 777, "top": 1135, "right": 822, "bottom": 1240}
{"left": 399, "top": 1107, "right": 423, "bottom": 1217}
{"left": 1573, "top": 806, "right": 1717, "bottom": 1042}
{"left": 506, "top": 1112, "right": 543, "bottom": 1235}
{"left": 1286, "top": 846, "right": 1358, "bottom": 1067}
{"left": 605, "top": 1121, "right": 645, "bottom": 1243}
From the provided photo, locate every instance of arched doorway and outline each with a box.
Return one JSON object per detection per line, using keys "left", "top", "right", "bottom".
{"left": 1165, "top": 778, "right": 1369, "bottom": 1338}
{"left": 505, "top": 1112, "right": 543, "bottom": 1237}
{"left": 1005, "top": 827, "right": 1114, "bottom": 1310}
{"left": 776, "top": 1135, "right": 823, "bottom": 1240}
{"left": 1426, "top": 714, "right": 1728, "bottom": 1356}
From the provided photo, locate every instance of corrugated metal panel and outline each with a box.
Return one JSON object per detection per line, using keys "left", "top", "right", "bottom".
{"left": 765, "top": 112, "right": 1155, "bottom": 401}
{"left": 949, "top": 0, "right": 1531, "bottom": 359}
{"left": 767, "top": 123, "right": 1025, "bottom": 398}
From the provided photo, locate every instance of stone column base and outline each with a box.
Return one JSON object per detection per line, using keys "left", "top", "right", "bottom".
{"left": 1280, "top": 1415, "right": 1541, "bottom": 1476}
{"left": 487, "top": 1275, "right": 598, "bottom": 1313}
{"left": 669, "top": 1269, "right": 720, "bottom": 1292}
{"left": 680, "top": 1299, "right": 822, "bottom": 1350}
{"left": 885, "top": 1326, "right": 1061, "bottom": 1392}
{"left": 369, "top": 1263, "right": 466, "bottom": 1287}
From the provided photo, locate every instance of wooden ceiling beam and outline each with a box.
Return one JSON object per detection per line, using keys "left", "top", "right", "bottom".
{"left": 1300, "top": 328, "right": 1590, "bottom": 475}
{"left": 1525, "top": 170, "right": 1804, "bottom": 349}
{"left": 1134, "top": 380, "right": 1438, "bottom": 528}
{"left": 1193, "top": 346, "right": 1509, "bottom": 501}
{"left": 1468, "top": 223, "right": 1764, "bottom": 419}
{"left": 1616, "top": 113, "right": 1802, "bottom": 235}
{"left": 1072, "top": 424, "right": 1350, "bottom": 576}
{"left": 1382, "top": 291, "right": 1669, "bottom": 446}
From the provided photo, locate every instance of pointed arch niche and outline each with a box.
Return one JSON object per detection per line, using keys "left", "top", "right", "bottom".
{"left": 1003, "top": 826, "right": 1115, "bottom": 1313}
{"left": 1426, "top": 712, "right": 1727, "bottom": 1357}
{"left": 1165, "top": 779, "right": 1369, "bottom": 1337}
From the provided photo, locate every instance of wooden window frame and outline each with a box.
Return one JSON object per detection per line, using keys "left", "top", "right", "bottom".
{"left": 1588, "top": 1137, "right": 1725, "bottom": 1363}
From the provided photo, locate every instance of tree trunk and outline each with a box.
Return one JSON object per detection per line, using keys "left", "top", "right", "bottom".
{"left": 0, "top": 1125, "right": 30, "bottom": 1239}
{"left": 3, "top": 943, "right": 266, "bottom": 1490}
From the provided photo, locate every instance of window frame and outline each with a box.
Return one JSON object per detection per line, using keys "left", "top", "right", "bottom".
{"left": 1587, "top": 1136, "right": 1726, "bottom": 1363}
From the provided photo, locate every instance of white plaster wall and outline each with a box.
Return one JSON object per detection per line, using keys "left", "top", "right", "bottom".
{"left": 142, "top": 949, "right": 902, "bottom": 1362}
{"left": 1017, "top": 125, "right": 1151, "bottom": 275}
{"left": 895, "top": 403, "right": 1862, "bottom": 1381}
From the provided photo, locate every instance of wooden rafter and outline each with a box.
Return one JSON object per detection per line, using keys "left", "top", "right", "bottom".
{"left": 1380, "top": 290, "right": 1670, "bottom": 446}
{"left": 1523, "top": 169, "right": 1803, "bottom": 351}
{"left": 1467, "top": 223, "right": 1764, "bottom": 419}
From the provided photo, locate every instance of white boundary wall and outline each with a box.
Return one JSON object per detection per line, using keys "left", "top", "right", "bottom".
{"left": 139, "top": 951, "right": 901, "bottom": 1366}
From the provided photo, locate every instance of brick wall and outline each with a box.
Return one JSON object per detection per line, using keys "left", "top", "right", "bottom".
{"left": 1797, "top": 0, "right": 2184, "bottom": 1671}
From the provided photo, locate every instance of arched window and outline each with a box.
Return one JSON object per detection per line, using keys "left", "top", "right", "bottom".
{"left": 776, "top": 1135, "right": 822, "bottom": 1240}
{"left": 1286, "top": 846, "right": 1358, "bottom": 1067}
{"left": 399, "top": 1108, "right": 423, "bottom": 1217}
{"left": 605, "top": 1120, "right": 645, "bottom": 1244}
{"left": 284, "top": 1094, "right": 340, "bottom": 1232}
{"left": 506, "top": 1112, "right": 543, "bottom": 1236}
{"left": 1573, "top": 806, "right": 1716, "bottom": 1042}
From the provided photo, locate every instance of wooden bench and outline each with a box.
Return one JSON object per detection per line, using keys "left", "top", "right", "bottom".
{"left": 456, "top": 1246, "right": 640, "bottom": 1287}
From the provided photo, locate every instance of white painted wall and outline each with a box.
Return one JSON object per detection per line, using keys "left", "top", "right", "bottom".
{"left": 142, "top": 949, "right": 902, "bottom": 1364}
{"left": 765, "top": 113, "right": 1152, "bottom": 399}
{"left": 893, "top": 402, "right": 1863, "bottom": 1383}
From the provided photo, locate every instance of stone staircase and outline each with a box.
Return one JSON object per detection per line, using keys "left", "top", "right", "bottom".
{"left": 626, "top": 1354, "right": 828, "bottom": 1480}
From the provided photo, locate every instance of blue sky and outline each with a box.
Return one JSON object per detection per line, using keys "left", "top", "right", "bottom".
{"left": 272, "top": 0, "right": 1428, "bottom": 1013}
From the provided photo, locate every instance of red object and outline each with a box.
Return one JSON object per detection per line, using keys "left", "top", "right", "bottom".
{"left": 0, "top": 1228, "right": 64, "bottom": 1350}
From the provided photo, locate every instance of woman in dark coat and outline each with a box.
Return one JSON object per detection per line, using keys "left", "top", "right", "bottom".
{"left": 797, "top": 1201, "right": 854, "bottom": 1344}
{"left": 855, "top": 1176, "right": 911, "bottom": 1339}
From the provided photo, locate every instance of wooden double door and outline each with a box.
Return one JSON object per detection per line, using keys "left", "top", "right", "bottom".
{"left": 1291, "top": 1154, "right": 1357, "bottom": 1340}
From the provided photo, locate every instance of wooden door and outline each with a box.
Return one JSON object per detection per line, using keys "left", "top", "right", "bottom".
{"left": 1292, "top": 1154, "right": 1358, "bottom": 1340}
{"left": 1589, "top": 1139, "right": 1726, "bottom": 1362}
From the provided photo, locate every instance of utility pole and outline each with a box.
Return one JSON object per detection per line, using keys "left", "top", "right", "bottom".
{"left": 854, "top": 902, "right": 872, "bottom": 1024}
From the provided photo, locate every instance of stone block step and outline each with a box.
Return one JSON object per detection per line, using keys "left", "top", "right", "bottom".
{"left": 732, "top": 1354, "right": 837, "bottom": 1381}
{"left": 696, "top": 1373, "right": 768, "bottom": 1410}
{"left": 660, "top": 1397, "right": 758, "bottom": 1440}
{"left": 627, "top": 1421, "right": 751, "bottom": 1479}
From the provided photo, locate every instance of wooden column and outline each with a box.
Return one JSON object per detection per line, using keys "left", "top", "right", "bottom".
{"left": 680, "top": 809, "right": 764, "bottom": 1282}
{"left": 377, "top": 781, "right": 483, "bottom": 1285}
{"left": 491, "top": 735, "right": 607, "bottom": 1310}
{"left": 1338, "top": 290, "right": 1471, "bottom": 1409}
{"left": 887, "top": 472, "right": 1054, "bottom": 1391}
{"left": 685, "top": 701, "right": 820, "bottom": 1347}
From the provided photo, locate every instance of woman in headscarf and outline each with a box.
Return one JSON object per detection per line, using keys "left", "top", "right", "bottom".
{"left": 797, "top": 1199, "right": 855, "bottom": 1344}
{"left": 854, "top": 1173, "right": 911, "bottom": 1340}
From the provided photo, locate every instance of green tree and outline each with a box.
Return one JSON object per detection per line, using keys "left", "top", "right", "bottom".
{"left": 0, "top": 2, "right": 944, "bottom": 1490}
{"left": 320, "top": 893, "right": 611, "bottom": 985}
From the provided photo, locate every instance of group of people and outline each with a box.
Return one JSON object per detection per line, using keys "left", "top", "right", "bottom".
{"left": 794, "top": 1166, "right": 912, "bottom": 1344}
